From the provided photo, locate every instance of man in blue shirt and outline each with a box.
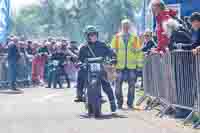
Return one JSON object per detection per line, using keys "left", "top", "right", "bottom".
{"left": 7, "top": 37, "right": 21, "bottom": 91}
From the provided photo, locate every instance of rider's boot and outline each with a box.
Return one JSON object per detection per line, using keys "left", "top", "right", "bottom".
{"left": 74, "top": 96, "right": 85, "bottom": 102}
{"left": 110, "top": 101, "right": 117, "bottom": 113}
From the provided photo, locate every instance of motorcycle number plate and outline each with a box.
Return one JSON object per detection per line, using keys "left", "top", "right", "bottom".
{"left": 53, "top": 60, "right": 59, "bottom": 65}
{"left": 90, "top": 63, "right": 101, "bottom": 72}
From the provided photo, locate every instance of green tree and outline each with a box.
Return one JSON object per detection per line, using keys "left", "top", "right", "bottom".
{"left": 12, "top": 0, "right": 142, "bottom": 42}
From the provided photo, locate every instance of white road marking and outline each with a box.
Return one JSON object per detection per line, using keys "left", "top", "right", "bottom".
{"left": 32, "top": 93, "right": 63, "bottom": 102}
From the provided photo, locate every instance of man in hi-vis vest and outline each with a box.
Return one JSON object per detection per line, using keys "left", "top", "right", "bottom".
{"left": 111, "top": 19, "right": 142, "bottom": 109}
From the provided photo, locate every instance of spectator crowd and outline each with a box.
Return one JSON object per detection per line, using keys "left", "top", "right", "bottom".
{"left": 0, "top": 0, "right": 199, "bottom": 124}
{"left": 0, "top": 36, "right": 79, "bottom": 91}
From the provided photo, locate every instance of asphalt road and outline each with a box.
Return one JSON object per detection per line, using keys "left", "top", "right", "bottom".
{"left": 0, "top": 86, "right": 198, "bottom": 133}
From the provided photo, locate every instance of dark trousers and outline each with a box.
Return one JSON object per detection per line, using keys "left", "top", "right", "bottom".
{"left": 115, "top": 69, "right": 137, "bottom": 107}
{"left": 101, "top": 78, "right": 115, "bottom": 103}
{"left": 64, "top": 72, "right": 71, "bottom": 88}
{"left": 48, "top": 67, "right": 70, "bottom": 88}
{"left": 76, "top": 69, "right": 86, "bottom": 98}
{"left": 48, "top": 70, "right": 62, "bottom": 88}
{"left": 8, "top": 61, "right": 17, "bottom": 89}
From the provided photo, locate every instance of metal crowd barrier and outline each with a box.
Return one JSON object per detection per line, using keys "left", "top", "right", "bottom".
{"left": 136, "top": 55, "right": 159, "bottom": 107}
{"left": 0, "top": 54, "right": 32, "bottom": 89}
{"left": 171, "top": 51, "right": 197, "bottom": 109}
{"left": 143, "top": 55, "right": 158, "bottom": 98}
{"left": 137, "top": 50, "right": 200, "bottom": 128}
{"left": 194, "top": 54, "right": 200, "bottom": 128}
{"left": 0, "top": 55, "right": 8, "bottom": 88}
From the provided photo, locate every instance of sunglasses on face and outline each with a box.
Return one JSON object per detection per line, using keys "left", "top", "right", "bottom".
{"left": 88, "top": 32, "right": 97, "bottom": 36}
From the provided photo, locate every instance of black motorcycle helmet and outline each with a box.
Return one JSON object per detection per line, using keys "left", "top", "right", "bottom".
{"left": 190, "top": 12, "right": 200, "bottom": 23}
{"left": 84, "top": 25, "right": 99, "bottom": 42}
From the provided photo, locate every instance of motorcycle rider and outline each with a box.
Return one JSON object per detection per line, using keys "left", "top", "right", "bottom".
{"left": 75, "top": 25, "right": 117, "bottom": 113}
{"left": 47, "top": 42, "right": 70, "bottom": 89}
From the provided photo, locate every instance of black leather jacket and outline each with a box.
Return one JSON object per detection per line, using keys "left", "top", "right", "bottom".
{"left": 79, "top": 41, "right": 116, "bottom": 63}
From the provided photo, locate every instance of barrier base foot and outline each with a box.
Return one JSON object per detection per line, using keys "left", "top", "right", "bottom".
{"left": 193, "top": 120, "right": 200, "bottom": 128}
{"left": 183, "top": 111, "right": 194, "bottom": 125}
{"left": 144, "top": 98, "right": 158, "bottom": 110}
{"left": 155, "top": 110, "right": 162, "bottom": 117}
{"left": 159, "top": 105, "right": 172, "bottom": 118}
{"left": 136, "top": 96, "right": 147, "bottom": 106}
{"left": 151, "top": 98, "right": 161, "bottom": 109}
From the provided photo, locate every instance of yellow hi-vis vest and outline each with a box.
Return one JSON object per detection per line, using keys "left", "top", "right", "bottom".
{"left": 137, "top": 51, "right": 144, "bottom": 68}
{"left": 136, "top": 38, "right": 144, "bottom": 69}
{"left": 111, "top": 32, "right": 142, "bottom": 69}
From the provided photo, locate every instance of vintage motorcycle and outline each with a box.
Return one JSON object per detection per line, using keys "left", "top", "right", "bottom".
{"left": 81, "top": 57, "right": 116, "bottom": 118}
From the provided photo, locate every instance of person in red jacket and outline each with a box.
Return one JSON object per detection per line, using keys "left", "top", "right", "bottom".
{"left": 150, "top": 0, "right": 177, "bottom": 53}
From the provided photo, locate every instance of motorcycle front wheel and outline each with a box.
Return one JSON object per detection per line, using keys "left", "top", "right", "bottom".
{"left": 87, "top": 80, "right": 102, "bottom": 118}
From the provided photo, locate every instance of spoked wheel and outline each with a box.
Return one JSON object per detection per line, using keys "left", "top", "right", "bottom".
{"left": 88, "top": 81, "right": 102, "bottom": 118}
{"left": 83, "top": 75, "right": 102, "bottom": 118}
{"left": 82, "top": 86, "right": 93, "bottom": 117}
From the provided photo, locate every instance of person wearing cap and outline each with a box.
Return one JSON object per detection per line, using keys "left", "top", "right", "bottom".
{"left": 7, "top": 39, "right": 21, "bottom": 91}
{"left": 25, "top": 40, "right": 34, "bottom": 82}
{"left": 47, "top": 42, "right": 71, "bottom": 89}
{"left": 150, "top": 0, "right": 177, "bottom": 53}
{"left": 111, "top": 19, "right": 142, "bottom": 109}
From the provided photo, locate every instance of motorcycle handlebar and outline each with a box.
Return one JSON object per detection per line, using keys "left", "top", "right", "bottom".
{"left": 78, "top": 57, "right": 117, "bottom": 69}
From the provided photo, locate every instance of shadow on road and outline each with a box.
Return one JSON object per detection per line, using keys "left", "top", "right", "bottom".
{"left": 79, "top": 113, "right": 128, "bottom": 120}
{"left": 0, "top": 90, "right": 24, "bottom": 95}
